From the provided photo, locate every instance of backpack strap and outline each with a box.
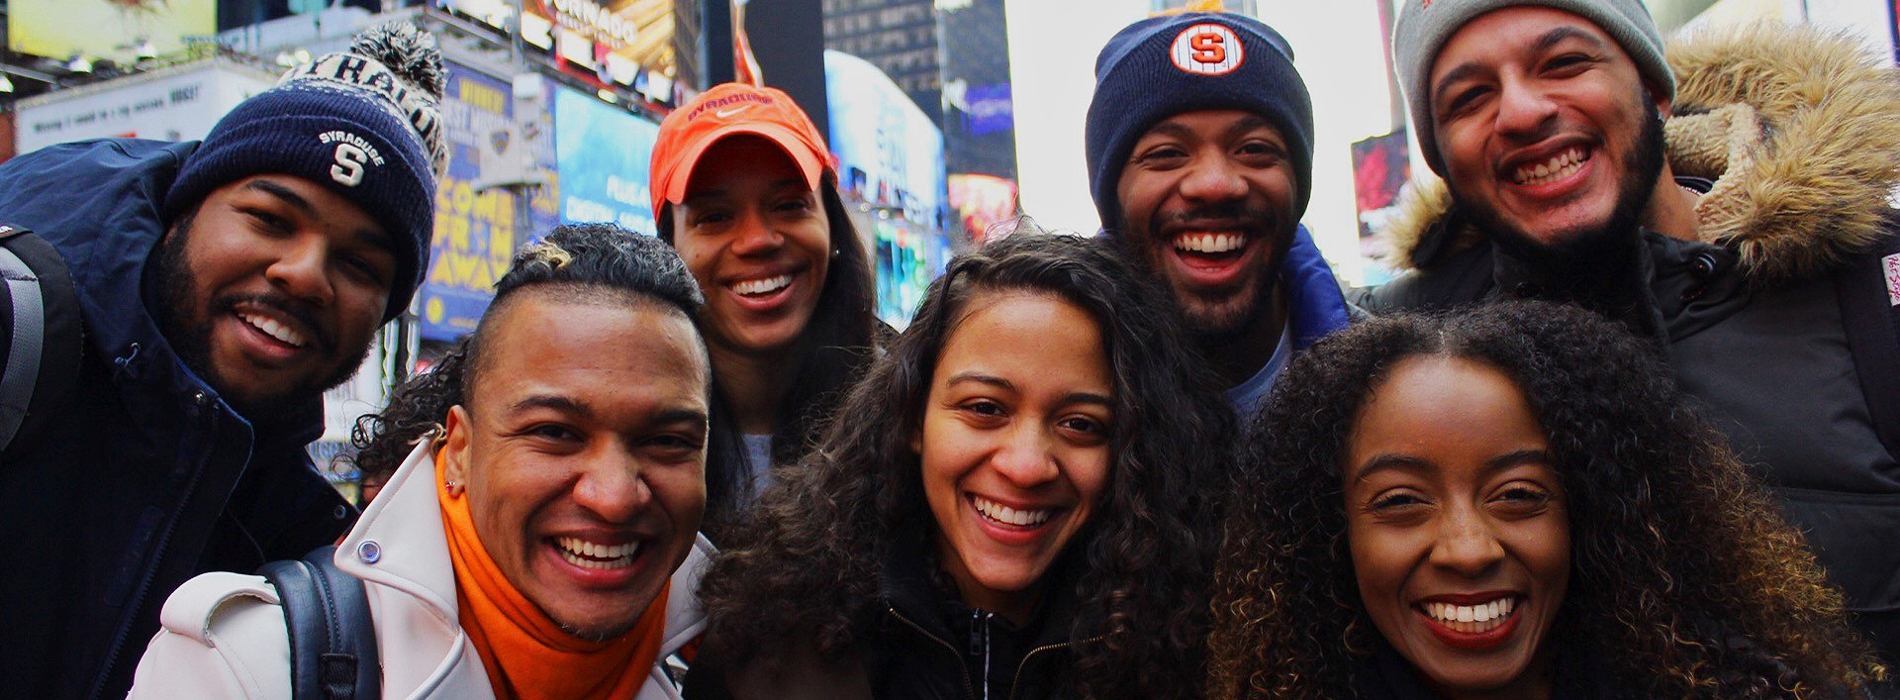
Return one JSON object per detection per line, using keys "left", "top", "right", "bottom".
{"left": 258, "top": 545, "right": 381, "bottom": 700}
{"left": 1835, "top": 218, "right": 1900, "bottom": 459}
{"left": 0, "top": 223, "right": 81, "bottom": 459}
{"left": 0, "top": 227, "right": 44, "bottom": 450}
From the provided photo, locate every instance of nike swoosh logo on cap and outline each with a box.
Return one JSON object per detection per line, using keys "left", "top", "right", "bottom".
{"left": 716, "top": 105, "right": 754, "bottom": 118}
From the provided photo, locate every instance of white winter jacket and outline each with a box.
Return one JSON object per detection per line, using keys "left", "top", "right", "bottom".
{"left": 125, "top": 439, "right": 713, "bottom": 700}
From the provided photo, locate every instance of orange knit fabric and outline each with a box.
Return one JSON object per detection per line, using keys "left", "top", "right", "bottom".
{"left": 435, "top": 448, "right": 671, "bottom": 700}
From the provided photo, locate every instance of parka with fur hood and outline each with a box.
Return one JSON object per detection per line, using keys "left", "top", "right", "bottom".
{"left": 1355, "top": 24, "right": 1900, "bottom": 665}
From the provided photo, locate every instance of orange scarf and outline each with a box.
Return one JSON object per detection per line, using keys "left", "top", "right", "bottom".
{"left": 435, "top": 449, "right": 671, "bottom": 700}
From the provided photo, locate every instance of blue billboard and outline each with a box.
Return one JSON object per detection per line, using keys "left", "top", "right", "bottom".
{"left": 554, "top": 87, "right": 662, "bottom": 235}
{"left": 418, "top": 62, "right": 521, "bottom": 342}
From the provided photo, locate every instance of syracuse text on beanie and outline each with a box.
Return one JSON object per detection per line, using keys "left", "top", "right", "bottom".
{"left": 1084, "top": 11, "right": 1315, "bottom": 233}
{"left": 164, "top": 21, "right": 448, "bottom": 322}
{"left": 1393, "top": 0, "right": 1674, "bottom": 175}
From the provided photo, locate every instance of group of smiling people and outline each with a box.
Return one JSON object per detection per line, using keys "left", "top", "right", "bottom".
{"left": 120, "top": 5, "right": 1897, "bottom": 700}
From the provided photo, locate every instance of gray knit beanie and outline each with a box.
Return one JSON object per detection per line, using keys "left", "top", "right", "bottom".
{"left": 1393, "top": 0, "right": 1674, "bottom": 175}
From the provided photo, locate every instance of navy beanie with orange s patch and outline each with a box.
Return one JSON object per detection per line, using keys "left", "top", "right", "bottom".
{"left": 1084, "top": 12, "right": 1314, "bottom": 233}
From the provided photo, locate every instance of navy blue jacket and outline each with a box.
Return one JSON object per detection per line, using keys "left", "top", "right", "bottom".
{"left": 0, "top": 140, "right": 356, "bottom": 700}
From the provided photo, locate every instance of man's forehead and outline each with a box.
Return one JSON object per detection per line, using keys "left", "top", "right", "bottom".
{"left": 1142, "top": 109, "right": 1282, "bottom": 139}
{"left": 1433, "top": 6, "right": 1616, "bottom": 78}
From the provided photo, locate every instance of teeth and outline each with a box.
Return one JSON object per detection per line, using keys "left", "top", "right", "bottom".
{"left": 732, "top": 274, "right": 793, "bottom": 296}
{"left": 1422, "top": 597, "right": 1518, "bottom": 634}
{"left": 1512, "top": 147, "right": 1588, "bottom": 186}
{"left": 237, "top": 312, "right": 307, "bottom": 348}
{"left": 1173, "top": 232, "right": 1246, "bottom": 254}
{"left": 555, "top": 537, "right": 639, "bottom": 570}
{"left": 972, "top": 495, "right": 1053, "bottom": 527}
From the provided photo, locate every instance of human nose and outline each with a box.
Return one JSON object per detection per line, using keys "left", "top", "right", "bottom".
{"left": 1494, "top": 77, "right": 1559, "bottom": 141}
{"left": 727, "top": 207, "right": 785, "bottom": 256}
{"left": 1428, "top": 504, "right": 1505, "bottom": 577}
{"left": 990, "top": 423, "right": 1061, "bottom": 488}
{"left": 266, "top": 234, "right": 336, "bottom": 307}
{"left": 1177, "top": 154, "right": 1249, "bottom": 203}
{"left": 571, "top": 450, "right": 652, "bottom": 524}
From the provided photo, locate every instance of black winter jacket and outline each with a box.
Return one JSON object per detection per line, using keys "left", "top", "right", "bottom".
{"left": 0, "top": 139, "right": 356, "bottom": 700}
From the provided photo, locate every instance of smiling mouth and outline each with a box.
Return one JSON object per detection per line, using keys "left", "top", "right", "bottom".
{"left": 553, "top": 537, "right": 640, "bottom": 571}
{"left": 1511, "top": 147, "right": 1589, "bottom": 186}
{"left": 730, "top": 274, "right": 793, "bottom": 297}
{"left": 1418, "top": 596, "right": 1520, "bottom": 635}
{"left": 971, "top": 495, "right": 1056, "bottom": 528}
{"left": 235, "top": 311, "right": 307, "bottom": 348}
{"left": 1172, "top": 231, "right": 1249, "bottom": 260}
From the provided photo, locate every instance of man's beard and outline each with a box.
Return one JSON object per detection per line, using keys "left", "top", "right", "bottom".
{"left": 1459, "top": 101, "right": 1666, "bottom": 280}
{"left": 150, "top": 215, "right": 363, "bottom": 425}
{"left": 1120, "top": 201, "right": 1289, "bottom": 345}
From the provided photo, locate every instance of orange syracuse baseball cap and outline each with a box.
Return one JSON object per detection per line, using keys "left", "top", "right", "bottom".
{"left": 650, "top": 82, "right": 835, "bottom": 217}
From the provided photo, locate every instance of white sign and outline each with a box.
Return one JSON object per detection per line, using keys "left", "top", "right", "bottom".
{"left": 16, "top": 59, "right": 276, "bottom": 154}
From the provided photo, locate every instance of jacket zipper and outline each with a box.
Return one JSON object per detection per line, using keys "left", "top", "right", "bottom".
{"left": 84, "top": 405, "right": 217, "bottom": 700}
{"left": 887, "top": 604, "right": 979, "bottom": 700}
{"left": 1006, "top": 634, "right": 1103, "bottom": 700}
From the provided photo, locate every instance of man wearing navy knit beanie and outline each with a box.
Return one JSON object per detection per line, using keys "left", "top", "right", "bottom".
{"left": 0, "top": 22, "right": 445, "bottom": 700}
{"left": 1085, "top": 8, "right": 1351, "bottom": 413}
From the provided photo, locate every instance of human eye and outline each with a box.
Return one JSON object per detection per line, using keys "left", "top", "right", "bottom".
{"left": 642, "top": 432, "right": 706, "bottom": 462}
{"left": 959, "top": 398, "right": 1006, "bottom": 418}
{"left": 1440, "top": 85, "right": 1492, "bottom": 121}
{"left": 522, "top": 422, "right": 582, "bottom": 444}
{"left": 241, "top": 207, "right": 294, "bottom": 236}
{"left": 1131, "top": 145, "right": 1189, "bottom": 169}
{"left": 1056, "top": 413, "right": 1112, "bottom": 443}
{"left": 1369, "top": 490, "right": 1428, "bottom": 510}
{"left": 1541, "top": 52, "right": 1598, "bottom": 75}
{"left": 1490, "top": 482, "right": 1555, "bottom": 516}
{"left": 687, "top": 207, "right": 733, "bottom": 228}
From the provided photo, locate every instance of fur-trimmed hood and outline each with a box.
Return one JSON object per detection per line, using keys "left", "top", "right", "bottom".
{"left": 1379, "top": 24, "right": 1900, "bottom": 281}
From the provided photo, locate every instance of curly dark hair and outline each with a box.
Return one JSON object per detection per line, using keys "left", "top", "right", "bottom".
{"left": 695, "top": 232, "right": 1234, "bottom": 700}
{"left": 348, "top": 222, "right": 706, "bottom": 489}
{"left": 1206, "top": 301, "right": 1881, "bottom": 700}
{"left": 656, "top": 171, "right": 881, "bottom": 540}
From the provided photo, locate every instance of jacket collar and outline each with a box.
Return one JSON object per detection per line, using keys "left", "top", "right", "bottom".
{"left": 335, "top": 439, "right": 712, "bottom": 653}
{"left": 1379, "top": 24, "right": 1900, "bottom": 283}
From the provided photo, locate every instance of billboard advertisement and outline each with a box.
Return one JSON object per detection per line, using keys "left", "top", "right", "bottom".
{"left": 869, "top": 216, "right": 951, "bottom": 329}
{"left": 418, "top": 63, "right": 525, "bottom": 342}
{"left": 554, "top": 86, "right": 662, "bottom": 234}
{"left": 1351, "top": 129, "right": 1412, "bottom": 285}
{"left": 823, "top": 49, "right": 947, "bottom": 229}
{"left": 9, "top": 0, "right": 215, "bottom": 61}
{"left": 15, "top": 59, "right": 275, "bottom": 154}
{"left": 948, "top": 173, "right": 1018, "bottom": 245}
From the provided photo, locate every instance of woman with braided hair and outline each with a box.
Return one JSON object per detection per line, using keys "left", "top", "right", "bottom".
{"left": 1206, "top": 301, "right": 1882, "bottom": 700}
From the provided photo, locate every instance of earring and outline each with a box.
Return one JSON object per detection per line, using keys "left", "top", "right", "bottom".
{"left": 445, "top": 480, "right": 463, "bottom": 497}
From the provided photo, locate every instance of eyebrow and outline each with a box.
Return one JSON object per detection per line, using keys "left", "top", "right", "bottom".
{"left": 247, "top": 179, "right": 392, "bottom": 253}
{"left": 246, "top": 179, "right": 315, "bottom": 217}
{"left": 1432, "top": 26, "right": 1608, "bottom": 109}
{"left": 1350, "top": 448, "right": 1553, "bottom": 484}
{"left": 509, "top": 394, "right": 594, "bottom": 420}
{"left": 1144, "top": 114, "right": 1276, "bottom": 144}
{"left": 945, "top": 372, "right": 1114, "bottom": 408}
{"left": 682, "top": 177, "right": 811, "bottom": 205}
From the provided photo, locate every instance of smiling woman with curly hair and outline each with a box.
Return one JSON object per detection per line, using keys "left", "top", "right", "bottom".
{"left": 685, "top": 232, "right": 1234, "bottom": 700}
{"left": 1207, "top": 301, "right": 1882, "bottom": 700}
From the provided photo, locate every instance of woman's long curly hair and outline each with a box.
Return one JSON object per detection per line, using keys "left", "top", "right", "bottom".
{"left": 348, "top": 223, "right": 705, "bottom": 487}
{"left": 695, "top": 232, "right": 1234, "bottom": 700}
{"left": 657, "top": 170, "right": 881, "bottom": 540}
{"left": 1206, "top": 301, "right": 1881, "bottom": 700}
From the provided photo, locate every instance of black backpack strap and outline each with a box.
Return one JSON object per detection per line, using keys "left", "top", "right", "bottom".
{"left": 258, "top": 545, "right": 381, "bottom": 700}
{"left": 0, "top": 223, "right": 80, "bottom": 459}
{"left": 1835, "top": 219, "right": 1900, "bottom": 459}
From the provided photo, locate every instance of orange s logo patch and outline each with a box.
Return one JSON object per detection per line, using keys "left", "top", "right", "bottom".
{"left": 1170, "top": 23, "right": 1245, "bottom": 76}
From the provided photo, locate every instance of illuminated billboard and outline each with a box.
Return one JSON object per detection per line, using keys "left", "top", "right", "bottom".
{"left": 418, "top": 63, "right": 526, "bottom": 341}
{"left": 554, "top": 87, "right": 662, "bottom": 234}
{"left": 9, "top": 0, "right": 215, "bottom": 60}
